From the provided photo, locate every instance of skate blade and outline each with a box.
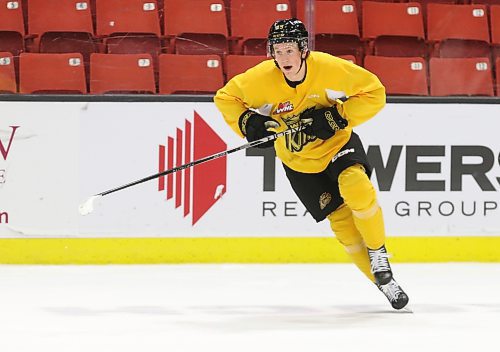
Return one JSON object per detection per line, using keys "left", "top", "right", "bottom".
{"left": 402, "top": 306, "right": 413, "bottom": 313}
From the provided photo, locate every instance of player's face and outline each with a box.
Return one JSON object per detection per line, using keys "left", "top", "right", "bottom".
{"left": 272, "top": 42, "right": 307, "bottom": 81}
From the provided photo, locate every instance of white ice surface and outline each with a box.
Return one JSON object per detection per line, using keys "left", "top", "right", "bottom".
{"left": 1, "top": 264, "right": 499, "bottom": 352}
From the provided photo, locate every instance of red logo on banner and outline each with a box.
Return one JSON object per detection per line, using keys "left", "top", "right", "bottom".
{"left": 158, "top": 111, "right": 227, "bottom": 225}
{"left": 0, "top": 126, "right": 20, "bottom": 161}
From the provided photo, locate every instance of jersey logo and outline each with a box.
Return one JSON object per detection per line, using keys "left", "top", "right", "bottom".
{"left": 319, "top": 192, "right": 332, "bottom": 210}
{"left": 274, "top": 101, "right": 294, "bottom": 114}
{"left": 281, "top": 112, "right": 316, "bottom": 152}
{"left": 332, "top": 148, "right": 355, "bottom": 163}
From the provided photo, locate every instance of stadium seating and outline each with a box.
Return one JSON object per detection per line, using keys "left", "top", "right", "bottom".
{"left": 163, "top": 0, "right": 229, "bottom": 56}
{"left": 0, "top": 0, "right": 25, "bottom": 57}
{"left": 230, "top": 0, "right": 291, "bottom": 55}
{"left": 225, "top": 55, "right": 268, "bottom": 81}
{"left": 311, "top": 1, "right": 363, "bottom": 64}
{"left": 427, "top": 3, "right": 490, "bottom": 59}
{"left": 159, "top": 54, "right": 224, "bottom": 94}
{"left": 19, "top": 53, "right": 87, "bottom": 94}
{"left": 28, "top": 0, "right": 95, "bottom": 62}
{"left": 364, "top": 56, "right": 428, "bottom": 96}
{"left": 362, "top": 2, "right": 426, "bottom": 57}
{"left": 90, "top": 53, "right": 156, "bottom": 94}
{"left": 429, "top": 57, "right": 494, "bottom": 96}
{"left": 0, "top": 52, "right": 16, "bottom": 93}
{"left": 95, "top": 0, "right": 162, "bottom": 68}
{"left": 1, "top": 0, "right": 499, "bottom": 97}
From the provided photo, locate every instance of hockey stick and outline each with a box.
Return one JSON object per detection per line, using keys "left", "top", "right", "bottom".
{"left": 79, "top": 125, "right": 306, "bottom": 216}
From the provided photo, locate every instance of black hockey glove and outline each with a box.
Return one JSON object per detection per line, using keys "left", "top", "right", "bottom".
{"left": 300, "top": 106, "right": 348, "bottom": 140}
{"left": 238, "top": 110, "right": 280, "bottom": 149}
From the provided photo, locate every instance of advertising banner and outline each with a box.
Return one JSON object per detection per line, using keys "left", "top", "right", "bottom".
{"left": 1, "top": 102, "right": 499, "bottom": 238}
{"left": 356, "top": 104, "right": 500, "bottom": 236}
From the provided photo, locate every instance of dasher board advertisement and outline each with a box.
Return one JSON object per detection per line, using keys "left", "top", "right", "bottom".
{"left": 1, "top": 102, "right": 499, "bottom": 238}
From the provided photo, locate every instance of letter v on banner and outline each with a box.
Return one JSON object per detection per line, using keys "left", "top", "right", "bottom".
{"left": 158, "top": 112, "right": 227, "bottom": 225}
{"left": 0, "top": 126, "right": 20, "bottom": 161}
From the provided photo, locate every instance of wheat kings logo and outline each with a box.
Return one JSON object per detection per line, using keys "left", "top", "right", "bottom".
{"left": 281, "top": 113, "right": 316, "bottom": 152}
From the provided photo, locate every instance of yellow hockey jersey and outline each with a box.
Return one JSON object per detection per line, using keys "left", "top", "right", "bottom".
{"left": 214, "top": 51, "right": 386, "bottom": 173}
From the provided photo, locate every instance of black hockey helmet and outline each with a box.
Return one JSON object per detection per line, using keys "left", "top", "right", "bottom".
{"left": 267, "top": 18, "right": 309, "bottom": 56}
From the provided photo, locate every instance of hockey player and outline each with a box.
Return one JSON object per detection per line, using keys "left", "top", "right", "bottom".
{"left": 214, "top": 18, "right": 408, "bottom": 310}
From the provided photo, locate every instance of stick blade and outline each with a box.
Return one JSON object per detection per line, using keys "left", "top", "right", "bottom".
{"left": 79, "top": 195, "right": 100, "bottom": 216}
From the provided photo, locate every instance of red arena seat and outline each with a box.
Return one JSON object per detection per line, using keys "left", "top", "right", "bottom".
{"left": 362, "top": 1, "right": 426, "bottom": 57}
{"left": 159, "top": 54, "right": 224, "bottom": 94}
{"left": 28, "top": 0, "right": 95, "bottom": 55}
{"left": 225, "top": 55, "right": 268, "bottom": 81}
{"left": 95, "top": 0, "right": 162, "bottom": 69}
{"left": 90, "top": 53, "right": 156, "bottom": 94}
{"left": 230, "top": 0, "right": 292, "bottom": 55}
{"left": 0, "top": 52, "right": 16, "bottom": 93}
{"left": 0, "top": 0, "right": 25, "bottom": 57}
{"left": 427, "top": 3, "right": 490, "bottom": 59}
{"left": 19, "top": 53, "right": 87, "bottom": 94}
{"left": 364, "top": 55, "right": 428, "bottom": 96}
{"left": 313, "top": 1, "right": 363, "bottom": 64}
{"left": 163, "top": 0, "right": 229, "bottom": 56}
{"left": 429, "top": 57, "right": 493, "bottom": 96}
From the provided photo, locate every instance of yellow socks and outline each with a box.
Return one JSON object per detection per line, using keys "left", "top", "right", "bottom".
{"left": 327, "top": 204, "right": 374, "bottom": 282}
{"left": 337, "top": 164, "right": 385, "bottom": 250}
{"left": 327, "top": 164, "right": 391, "bottom": 282}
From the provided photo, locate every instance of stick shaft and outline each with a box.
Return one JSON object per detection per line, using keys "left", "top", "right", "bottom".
{"left": 99, "top": 126, "right": 304, "bottom": 196}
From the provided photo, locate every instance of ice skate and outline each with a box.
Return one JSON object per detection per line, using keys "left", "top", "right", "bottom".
{"left": 368, "top": 245, "right": 392, "bottom": 285}
{"left": 377, "top": 278, "right": 409, "bottom": 310}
